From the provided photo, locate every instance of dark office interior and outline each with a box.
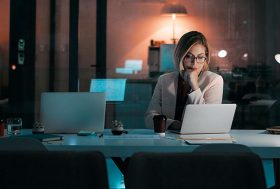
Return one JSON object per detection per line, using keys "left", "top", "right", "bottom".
{"left": 1, "top": 0, "right": 280, "bottom": 130}
{"left": 0, "top": 0, "right": 280, "bottom": 188}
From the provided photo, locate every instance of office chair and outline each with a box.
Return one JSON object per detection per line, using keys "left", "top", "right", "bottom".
{"left": 0, "top": 137, "right": 48, "bottom": 151}
{"left": 125, "top": 150, "right": 266, "bottom": 189}
{"left": 0, "top": 151, "right": 109, "bottom": 189}
{"left": 192, "top": 143, "right": 252, "bottom": 153}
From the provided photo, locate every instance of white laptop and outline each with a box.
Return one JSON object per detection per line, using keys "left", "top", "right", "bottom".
{"left": 170, "top": 104, "right": 236, "bottom": 134}
{"left": 41, "top": 92, "right": 106, "bottom": 134}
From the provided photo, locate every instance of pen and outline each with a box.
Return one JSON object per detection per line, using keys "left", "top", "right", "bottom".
{"left": 165, "top": 136, "right": 176, "bottom": 140}
{"left": 179, "top": 137, "right": 233, "bottom": 140}
{"left": 185, "top": 138, "right": 231, "bottom": 140}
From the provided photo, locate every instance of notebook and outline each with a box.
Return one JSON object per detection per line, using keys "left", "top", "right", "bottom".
{"left": 170, "top": 104, "right": 236, "bottom": 134}
{"left": 18, "top": 134, "right": 64, "bottom": 142}
{"left": 178, "top": 134, "right": 235, "bottom": 144}
{"left": 41, "top": 92, "right": 106, "bottom": 134}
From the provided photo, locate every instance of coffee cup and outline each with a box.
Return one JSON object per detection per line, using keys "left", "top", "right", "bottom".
{"left": 153, "top": 115, "right": 167, "bottom": 136}
{"left": 0, "top": 119, "right": 5, "bottom": 136}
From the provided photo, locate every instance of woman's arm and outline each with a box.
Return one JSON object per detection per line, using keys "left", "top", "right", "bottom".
{"left": 188, "top": 75, "right": 224, "bottom": 104}
{"left": 144, "top": 77, "right": 163, "bottom": 129}
{"left": 145, "top": 75, "right": 180, "bottom": 129}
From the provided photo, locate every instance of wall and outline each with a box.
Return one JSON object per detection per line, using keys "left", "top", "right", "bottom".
{"left": 78, "top": 0, "right": 96, "bottom": 92}
{"left": 35, "top": 0, "right": 50, "bottom": 120}
{"left": 1, "top": 0, "right": 280, "bottom": 127}
{"left": 0, "top": 0, "right": 10, "bottom": 88}
{"left": 106, "top": 0, "right": 280, "bottom": 79}
{"left": 4, "top": 0, "right": 279, "bottom": 92}
{"left": 107, "top": 0, "right": 204, "bottom": 78}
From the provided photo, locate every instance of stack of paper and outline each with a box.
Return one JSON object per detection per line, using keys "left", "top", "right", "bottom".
{"left": 17, "top": 134, "right": 64, "bottom": 142}
{"left": 103, "top": 134, "right": 160, "bottom": 139}
{"left": 178, "top": 134, "right": 235, "bottom": 145}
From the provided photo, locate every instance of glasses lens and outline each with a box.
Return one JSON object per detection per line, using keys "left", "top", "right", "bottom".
{"left": 197, "top": 57, "right": 206, "bottom": 64}
{"left": 185, "top": 54, "right": 193, "bottom": 60}
{"left": 185, "top": 54, "right": 206, "bottom": 64}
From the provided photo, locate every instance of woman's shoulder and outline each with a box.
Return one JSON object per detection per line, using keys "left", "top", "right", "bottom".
{"left": 160, "top": 72, "right": 179, "bottom": 78}
{"left": 201, "top": 71, "right": 222, "bottom": 79}
{"left": 200, "top": 71, "right": 223, "bottom": 83}
{"left": 155, "top": 72, "right": 178, "bottom": 85}
{"left": 159, "top": 71, "right": 178, "bottom": 80}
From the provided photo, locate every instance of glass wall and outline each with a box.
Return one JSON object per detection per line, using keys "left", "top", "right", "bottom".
{"left": 0, "top": 0, "right": 279, "bottom": 129}
{"left": 106, "top": 0, "right": 280, "bottom": 129}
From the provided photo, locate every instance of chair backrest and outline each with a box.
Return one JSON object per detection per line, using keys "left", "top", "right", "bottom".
{"left": 0, "top": 137, "right": 48, "bottom": 151}
{"left": 192, "top": 143, "right": 252, "bottom": 153}
{"left": 125, "top": 150, "right": 266, "bottom": 189}
{"left": 0, "top": 151, "right": 109, "bottom": 189}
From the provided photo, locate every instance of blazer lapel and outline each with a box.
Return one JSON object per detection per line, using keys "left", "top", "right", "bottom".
{"left": 166, "top": 72, "right": 178, "bottom": 119}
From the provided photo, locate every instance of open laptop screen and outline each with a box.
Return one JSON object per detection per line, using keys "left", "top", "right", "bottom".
{"left": 41, "top": 92, "right": 106, "bottom": 134}
{"left": 172, "top": 104, "right": 236, "bottom": 134}
{"left": 90, "top": 79, "right": 126, "bottom": 101}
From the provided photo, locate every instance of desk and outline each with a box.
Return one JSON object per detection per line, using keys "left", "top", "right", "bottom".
{"left": 42, "top": 129, "right": 280, "bottom": 159}
{"left": 20, "top": 129, "right": 280, "bottom": 188}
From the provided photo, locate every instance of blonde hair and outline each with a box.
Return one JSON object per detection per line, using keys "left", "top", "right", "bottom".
{"left": 174, "top": 31, "right": 210, "bottom": 72}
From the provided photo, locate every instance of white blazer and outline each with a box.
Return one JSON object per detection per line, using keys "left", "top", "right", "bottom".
{"left": 145, "top": 71, "right": 224, "bottom": 128}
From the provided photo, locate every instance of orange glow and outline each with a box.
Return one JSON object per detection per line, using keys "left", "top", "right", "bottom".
{"left": 275, "top": 54, "right": 280, "bottom": 64}
{"left": 11, "top": 64, "right": 16, "bottom": 70}
{"left": 172, "top": 14, "right": 176, "bottom": 21}
{"left": 218, "top": 50, "right": 227, "bottom": 58}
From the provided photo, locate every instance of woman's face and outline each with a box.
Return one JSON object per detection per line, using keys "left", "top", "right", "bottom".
{"left": 182, "top": 43, "right": 207, "bottom": 73}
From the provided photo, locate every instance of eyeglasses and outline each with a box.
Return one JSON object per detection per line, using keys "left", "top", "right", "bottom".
{"left": 184, "top": 53, "right": 207, "bottom": 64}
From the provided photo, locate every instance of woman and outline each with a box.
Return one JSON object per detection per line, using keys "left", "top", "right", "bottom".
{"left": 145, "top": 31, "right": 223, "bottom": 129}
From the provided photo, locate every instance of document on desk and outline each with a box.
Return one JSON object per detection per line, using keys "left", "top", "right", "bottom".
{"left": 104, "top": 134, "right": 161, "bottom": 139}
{"left": 178, "top": 134, "right": 235, "bottom": 145}
{"left": 249, "top": 99, "right": 277, "bottom": 106}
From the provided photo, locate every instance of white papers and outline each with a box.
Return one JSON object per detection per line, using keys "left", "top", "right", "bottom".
{"left": 185, "top": 139, "right": 234, "bottom": 145}
{"left": 249, "top": 100, "right": 276, "bottom": 106}
{"left": 103, "top": 134, "right": 160, "bottom": 139}
{"left": 178, "top": 134, "right": 235, "bottom": 145}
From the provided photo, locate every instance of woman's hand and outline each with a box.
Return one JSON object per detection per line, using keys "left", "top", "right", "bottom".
{"left": 182, "top": 69, "right": 200, "bottom": 91}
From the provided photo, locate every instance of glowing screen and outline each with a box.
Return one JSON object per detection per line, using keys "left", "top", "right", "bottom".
{"left": 160, "top": 44, "right": 176, "bottom": 72}
{"left": 90, "top": 79, "right": 126, "bottom": 101}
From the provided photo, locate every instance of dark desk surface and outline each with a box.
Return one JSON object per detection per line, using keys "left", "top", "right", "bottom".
{"left": 22, "top": 129, "right": 280, "bottom": 159}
